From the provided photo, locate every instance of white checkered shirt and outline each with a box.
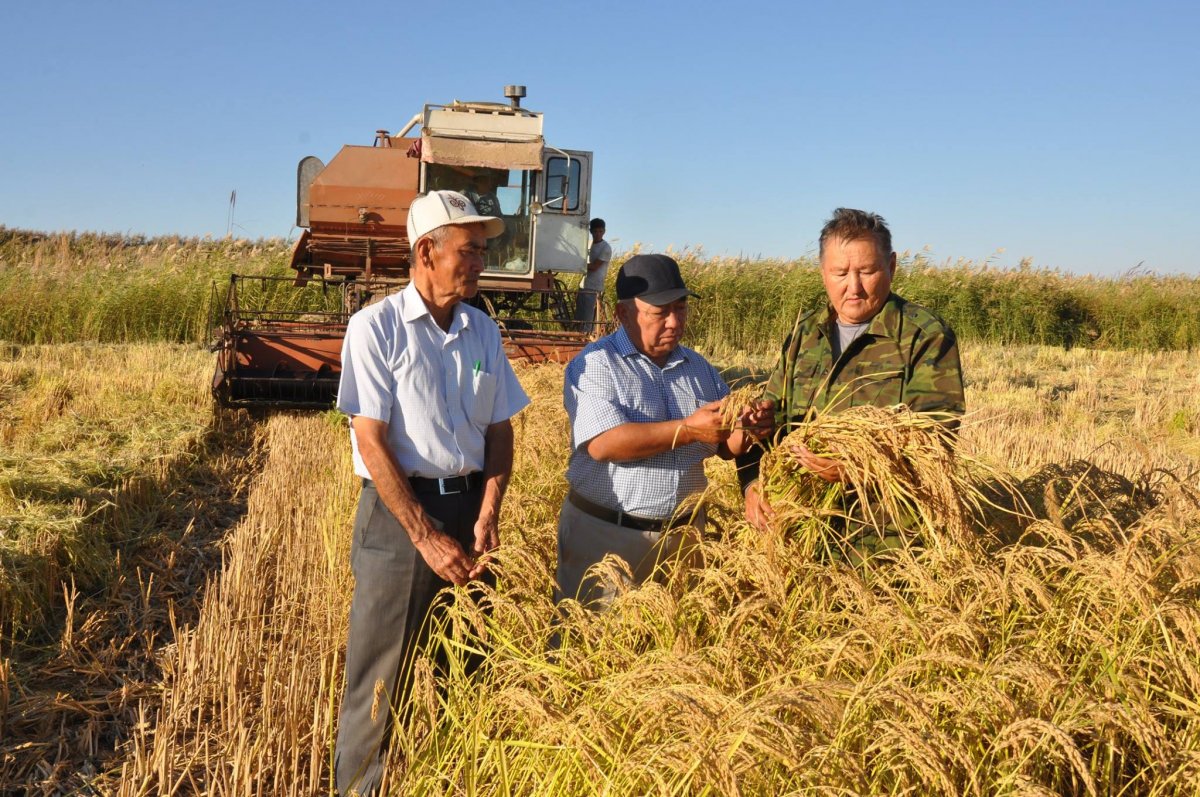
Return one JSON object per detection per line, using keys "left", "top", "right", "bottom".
{"left": 564, "top": 326, "right": 730, "bottom": 518}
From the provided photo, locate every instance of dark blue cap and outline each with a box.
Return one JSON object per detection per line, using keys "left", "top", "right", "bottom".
{"left": 615, "top": 254, "right": 699, "bottom": 306}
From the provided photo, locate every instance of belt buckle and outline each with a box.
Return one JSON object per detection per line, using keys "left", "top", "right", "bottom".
{"left": 438, "top": 477, "right": 461, "bottom": 496}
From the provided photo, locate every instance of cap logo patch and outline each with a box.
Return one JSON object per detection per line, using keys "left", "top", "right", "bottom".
{"left": 447, "top": 196, "right": 467, "bottom": 211}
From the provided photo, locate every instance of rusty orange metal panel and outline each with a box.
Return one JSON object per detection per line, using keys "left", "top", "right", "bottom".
{"left": 308, "top": 144, "right": 420, "bottom": 227}
{"left": 234, "top": 329, "right": 344, "bottom": 372}
{"left": 502, "top": 329, "right": 590, "bottom": 364}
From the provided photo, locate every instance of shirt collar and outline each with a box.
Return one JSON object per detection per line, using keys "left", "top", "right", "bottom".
{"left": 399, "top": 281, "right": 471, "bottom": 334}
{"left": 399, "top": 282, "right": 429, "bottom": 323}
{"left": 820, "top": 293, "right": 903, "bottom": 341}
{"left": 612, "top": 325, "right": 688, "bottom": 368}
{"left": 612, "top": 325, "right": 638, "bottom": 357}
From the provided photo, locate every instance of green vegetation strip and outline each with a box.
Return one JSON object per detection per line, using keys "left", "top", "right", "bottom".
{"left": 2, "top": 227, "right": 1198, "bottom": 355}
{"left": 0, "top": 228, "right": 291, "bottom": 345}
{"left": 674, "top": 251, "right": 1200, "bottom": 357}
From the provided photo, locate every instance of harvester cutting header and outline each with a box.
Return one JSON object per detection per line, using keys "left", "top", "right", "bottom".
{"left": 212, "top": 85, "right": 603, "bottom": 409}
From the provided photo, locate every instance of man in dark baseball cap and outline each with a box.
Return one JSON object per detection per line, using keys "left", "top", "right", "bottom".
{"left": 614, "top": 253, "right": 700, "bottom": 307}
{"left": 607, "top": 254, "right": 703, "bottom": 367}
{"left": 556, "top": 253, "right": 772, "bottom": 607}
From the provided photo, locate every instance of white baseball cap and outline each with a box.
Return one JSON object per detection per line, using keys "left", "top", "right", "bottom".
{"left": 407, "top": 190, "right": 505, "bottom": 244}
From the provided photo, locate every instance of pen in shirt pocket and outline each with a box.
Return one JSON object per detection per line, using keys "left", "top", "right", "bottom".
{"left": 473, "top": 359, "right": 482, "bottom": 376}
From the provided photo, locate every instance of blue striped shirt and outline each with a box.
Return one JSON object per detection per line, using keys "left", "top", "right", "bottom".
{"left": 564, "top": 326, "right": 730, "bottom": 518}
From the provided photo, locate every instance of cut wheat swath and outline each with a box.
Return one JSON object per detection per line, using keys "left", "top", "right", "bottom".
{"left": 5, "top": 344, "right": 1198, "bottom": 794}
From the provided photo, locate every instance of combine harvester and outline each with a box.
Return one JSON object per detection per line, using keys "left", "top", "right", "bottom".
{"left": 212, "top": 85, "right": 604, "bottom": 409}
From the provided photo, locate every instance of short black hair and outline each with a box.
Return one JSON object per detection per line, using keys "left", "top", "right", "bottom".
{"left": 819, "top": 208, "right": 892, "bottom": 258}
{"left": 590, "top": 218, "right": 606, "bottom": 232}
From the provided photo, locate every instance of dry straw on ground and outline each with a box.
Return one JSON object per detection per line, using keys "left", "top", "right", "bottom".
{"left": 0, "top": 344, "right": 258, "bottom": 791}
{"left": 5, "top": 343, "right": 1200, "bottom": 795}
{"left": 108, "top": 412, "right": 357, "bottom": 796}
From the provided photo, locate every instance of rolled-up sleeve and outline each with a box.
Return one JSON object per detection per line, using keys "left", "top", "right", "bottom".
{"left": 565, "top": 352, "right": 627, "bottom": 450}
{"left": 336, "top": 314, "right": 393, "bottom": 422}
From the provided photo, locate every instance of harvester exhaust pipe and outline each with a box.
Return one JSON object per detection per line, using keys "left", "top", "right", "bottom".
{"left": 504, "top": 85, "right": 526, "bottom": 109}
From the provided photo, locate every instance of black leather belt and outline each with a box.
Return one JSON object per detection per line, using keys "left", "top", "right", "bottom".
{"left": 411, "top": 472, "right": 483, "bottom": 495}
{"left": 567, "top": 489, "right": 689, "bottom": 532}
{"left": 363, "top": 472, "right": 483, "bottom": 496}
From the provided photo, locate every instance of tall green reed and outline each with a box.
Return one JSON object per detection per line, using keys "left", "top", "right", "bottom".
{"left": 4, "top": 229, "right": 1199, "bottom": 354}
{"left": 0, "top": 228, "right": 290, "bottom": 344}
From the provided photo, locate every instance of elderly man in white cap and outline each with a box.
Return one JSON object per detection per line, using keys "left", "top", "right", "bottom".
{"left": 334, "top": 190, "right": 530, "bottom": 795}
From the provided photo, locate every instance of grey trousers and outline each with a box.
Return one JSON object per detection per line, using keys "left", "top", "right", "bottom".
{"left": 573, "top": 289, "right": 600, "bottom": 328}
{"left": 335, "top": 481, "right": 485, "bottom": 797}
{"left": 555, "top": 498, "right": 703, "bottom": 608}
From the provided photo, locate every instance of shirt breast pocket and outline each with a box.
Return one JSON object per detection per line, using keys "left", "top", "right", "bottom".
{"left": 623, "top": 394, "right": 665, "bottom": 424}
{"left": 854, "top": 367, "right": 905, "bottom": 407}
{"left": 469, "top": 370, "right": 498, "bottom": 426}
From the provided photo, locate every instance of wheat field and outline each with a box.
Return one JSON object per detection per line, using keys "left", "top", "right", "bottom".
{"left": 3, "top": 340, "right": 1194, "bottom": 794}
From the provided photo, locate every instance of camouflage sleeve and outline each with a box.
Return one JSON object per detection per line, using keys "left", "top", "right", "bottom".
{"left": 734, "top": 330, "right": 793, "bottom": 493}
{"left": 762, "top": 335, "right": 791, "bottom": 427}
{"left": 905, "top": 325, "right": 966, "bottom": 429}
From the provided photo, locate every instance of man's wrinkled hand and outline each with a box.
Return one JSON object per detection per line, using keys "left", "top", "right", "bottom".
{"left": 468, "top": 513, "right": 500, "bottom": 580}
{"left": 414, "top": 529, "right": 476, "bottom": 586}
{"left": 738, "top": 399, "right": 775, "bottom": 440}
{"left": 744, "top": 480, "right": 775, "bottom": 530}
{"left": 793, "top": 443, "right": 848, "bottom": 484}
{"left": 680, "top": 400, "right": 732, "bottom": 445}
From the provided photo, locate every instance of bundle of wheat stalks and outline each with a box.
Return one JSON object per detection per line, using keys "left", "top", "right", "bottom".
{"left": 717, "top": 383, "right": 762, "bottom": 429}
{"left": 759, "top": 404, "right": 990, "bottom": 561}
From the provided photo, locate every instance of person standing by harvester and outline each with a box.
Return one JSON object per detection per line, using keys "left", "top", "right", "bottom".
{"left": 574, "top": 217, "right": 613, "bottom": 330}
{"left": 737, "top": 208, "right": 965, "bottom": 545}
{"left": 334, "top": 190, "right": 530, "bottom": 795}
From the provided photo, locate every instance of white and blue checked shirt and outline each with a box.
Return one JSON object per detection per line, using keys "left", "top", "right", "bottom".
{"left": 564, "top": 326, "right": 730, "bottom": 518}
{"left": 337, "top": 282, "right": 530, "bottom": 480}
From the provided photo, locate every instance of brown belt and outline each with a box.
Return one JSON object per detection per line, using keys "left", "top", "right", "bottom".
{"left": 567, "top": 489, "right": 695, "bottom": 532}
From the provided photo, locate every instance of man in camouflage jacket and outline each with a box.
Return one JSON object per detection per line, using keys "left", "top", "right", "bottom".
{"left": 737, "top": 208, "right": 965, "bottom": 531}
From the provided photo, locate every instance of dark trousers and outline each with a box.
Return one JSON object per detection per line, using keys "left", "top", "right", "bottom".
{"left": 334, "top": 481, "right": 485, "bottom": 796}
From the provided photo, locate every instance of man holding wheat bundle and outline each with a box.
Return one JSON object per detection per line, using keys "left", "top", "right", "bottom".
{"left": 557, "top": 253, "right": 772, "bottom": 606}
{"left": 738, "top": 208, "right": 965, "bottom": 537}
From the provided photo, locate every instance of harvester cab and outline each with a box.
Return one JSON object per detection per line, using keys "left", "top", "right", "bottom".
{"left": 211, "top": 85, "right": 607, "bottom": 409}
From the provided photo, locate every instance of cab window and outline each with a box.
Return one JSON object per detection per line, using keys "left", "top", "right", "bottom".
{"left": 544, "top": 156, "right": 581, "bottom": 212}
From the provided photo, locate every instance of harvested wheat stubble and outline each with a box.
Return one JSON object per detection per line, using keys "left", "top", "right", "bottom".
{"left": 110, "top": 413, "right": 356, "bottom": 796}
{"left": 98, "top": 350, "right": 1200, "bottom": 796}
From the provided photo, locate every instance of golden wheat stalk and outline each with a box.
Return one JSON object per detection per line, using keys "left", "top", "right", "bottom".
{"left": 760, "top": 405, "right": 997, "bottom": 560}
{"left": 719, "top": 384, "right": 763, "bottom": 430}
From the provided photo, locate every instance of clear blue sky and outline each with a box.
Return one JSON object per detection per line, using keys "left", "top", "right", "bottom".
{"left": 3, "top": 0, "right": 1197, "bottom": 275}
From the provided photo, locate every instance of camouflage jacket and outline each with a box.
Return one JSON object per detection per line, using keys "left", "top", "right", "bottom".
{"left": 766, "top": 292, "right": 964, "bottom": 426}
{"left": 736, "top": 293, "right": 964, "bottom": 489}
